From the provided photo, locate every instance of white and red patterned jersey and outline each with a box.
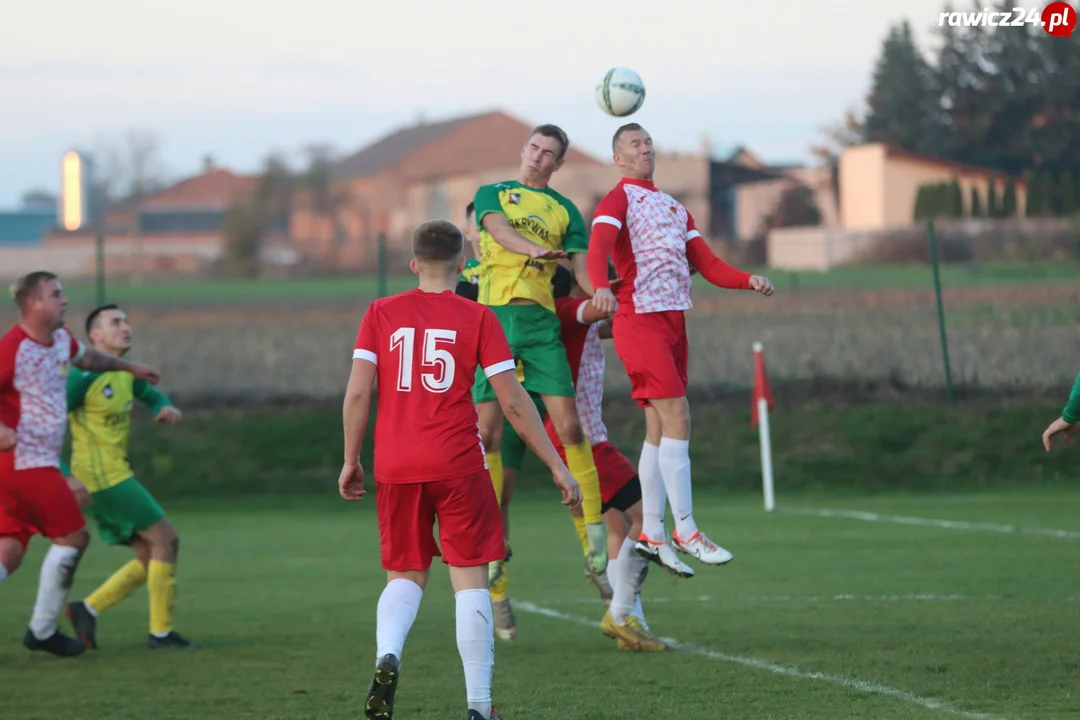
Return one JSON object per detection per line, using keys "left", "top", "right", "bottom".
{"left": 544, "top": 297, "right": 608, "bottom": 446}
{"left": 586, "top": 177, "right": 752, "bottom": 314}
{"left": 0, "top": 324, "right": 85, "bottom": 471}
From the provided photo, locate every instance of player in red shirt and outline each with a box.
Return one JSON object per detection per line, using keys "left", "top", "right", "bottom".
{"left": 0, "top": 271, "right": 159, "bottom": 657}
{"left": 339, "top": 220, "right": 582, "bottom": 720}
{"left": 544, "top": 265, "right": 665, "bottom": 653}
{"left": 587, "top": 123, "right": 775, "bottom": 577}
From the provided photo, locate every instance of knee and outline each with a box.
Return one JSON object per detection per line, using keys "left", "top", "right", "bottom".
{"left": 0, "top": 539, "right": 25, "bottom": 573}
{"left": 553, "top": 414, "right": 585, "bottom": 446}
{"left": 63, "top": 528, "right": 91, "bottom": 551}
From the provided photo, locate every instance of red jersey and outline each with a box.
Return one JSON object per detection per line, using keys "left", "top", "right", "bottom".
{"left": 0, "top": 324, "right": 85, "bottom": 471}
{"left": 353, "top": 288, "right": 515, "bottom": 483}
{"left": 586, "top": 177, "right": 751, "bottom": 315}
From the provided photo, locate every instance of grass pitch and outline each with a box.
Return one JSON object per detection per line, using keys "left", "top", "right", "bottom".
{"left": 2, "top": 488, "right": 1078, "bottom": 719}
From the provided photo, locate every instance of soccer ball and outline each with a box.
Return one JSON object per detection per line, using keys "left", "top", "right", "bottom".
{"left": 595, "top": 67, "right": 645, "bottom": 117}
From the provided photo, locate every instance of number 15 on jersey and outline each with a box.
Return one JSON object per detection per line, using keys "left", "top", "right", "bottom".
{"left": 389, "top": 327, "right": 456, "bottom": 393}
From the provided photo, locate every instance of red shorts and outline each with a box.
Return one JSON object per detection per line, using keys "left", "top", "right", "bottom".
{"left": 550, "top": 434, "right": 638, "bottom": 506}
{"left": 375, "top": 471, "right": 505, "bottom": 572}
{"left": 613, "top": 310, "right": 688, "bottom": 407}
{"left": 0, "top": 464, "right": 86, "bottom": 550}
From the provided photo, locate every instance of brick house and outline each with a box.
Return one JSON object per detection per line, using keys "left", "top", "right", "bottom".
{"left": 289, "top": 110, "right": 605, "bottom": 272}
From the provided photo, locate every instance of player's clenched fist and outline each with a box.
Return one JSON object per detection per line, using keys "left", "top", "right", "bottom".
{"left": 590, "top": 287, "right": 617, "bottom": 316}
{"left": 0, "top": 424, "right": 16, "bottom": 452}
{"left": 338, "top": 462, "right": 367, "bottom": 501}
{"left": 749, "top": 275, "right": 774, "bottom": 296}
{"left": 552, "top": 466, "right": 582, "bottom": 510}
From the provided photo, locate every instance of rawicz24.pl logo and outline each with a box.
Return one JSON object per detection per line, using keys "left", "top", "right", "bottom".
{"left": 938, "top": 2, "right": 1077, "bottom": 36}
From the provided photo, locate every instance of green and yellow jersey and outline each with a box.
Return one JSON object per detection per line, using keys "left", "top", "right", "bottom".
{"left": 473, "top": 180, "right": 587, "bottom": 312}
{"left": 66, "top": 367, "right": 172, "bottom": 493}
{"left": 460, "top": 257, "right": 481, "bottom": 285}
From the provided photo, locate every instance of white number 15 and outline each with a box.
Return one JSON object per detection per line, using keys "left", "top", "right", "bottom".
{"left": 389, "top": 327, "right": 456, "bottom": 393}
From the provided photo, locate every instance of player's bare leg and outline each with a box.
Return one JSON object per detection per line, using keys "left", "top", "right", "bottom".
{"left": 449, "top": 565, "right": 503, "bottom": 720}
{"left": 476, "top": 401, "right": 510, "bottom": 586}
{"left": 632, "top": 404, "right": 695, "bottom": 576}
{"left": 646, "top": 397, "right": 732, "bottom": 566}
{"left": 366, "top": 569, "right": 429, "bottom": 720}
{"left": 542, "top": 394, "right": 608, "bottom": 574}
{"left": 0, "top": 536, "right": 24, "bottom": 582}
{"left": 23, "top": 529, "right": 89, "bottom": 657}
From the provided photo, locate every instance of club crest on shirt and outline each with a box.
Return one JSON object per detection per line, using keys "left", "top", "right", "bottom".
{"left": 103, "top": 384, "right": 113, "bottom": 398}
{"left": 508, "top": 193, "right": 521, "bottom": 205}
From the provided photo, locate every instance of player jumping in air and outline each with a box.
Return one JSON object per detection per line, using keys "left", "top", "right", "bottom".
{"left": 457, "top": 202, "right": 482, "bottom": 299}
{"left": 1041, "top": 369, "right": 1080, "bottom": 451}
{"left": 62, "top": 304, "right": 200, "bottom": 650}
{"left": 472, "top": 124, "right": 608, "bottom": 592}
{"left": 587, "top": 123, "right": 775, "bottom": 577}
{"left": 545, "top": 265, "right": 665, "bottom": 652}
{"left": 0, "top": 271, "right": 159, "bottom": 657}
{"left": 340, "top": 219, "right": 582, "bottom": 720}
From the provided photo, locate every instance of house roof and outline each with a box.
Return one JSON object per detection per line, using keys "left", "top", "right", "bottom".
{"left": 333, "top": 112, "right": 486, "bottom": 181}
{"left": 882, "top": 145, "right": 1023, "bottom": 185}
{"left": 142, "top": 168, "right": 258, "bottom": 210}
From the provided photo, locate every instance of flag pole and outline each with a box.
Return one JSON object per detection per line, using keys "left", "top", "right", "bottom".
{"left": 751, "top": 341, "right": 776, "bottom": 512}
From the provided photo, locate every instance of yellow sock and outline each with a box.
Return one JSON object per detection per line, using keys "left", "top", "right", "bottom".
{"left": 148, "top": 560, "right": 177, "bottom": 636}
{"left": 84, "top": 559, "right": 147, "bottom": 615}
{"left": 571, "top": 512, "right": 589, "bottom": 556}
{"left": 490, "top": 564, "right": 509, "bottom": 601}
{"left": 565, "top": 440, "right": 602, "bottom": 524}
{"left": 487, "top": 451, "right": 504, "bottom": 506}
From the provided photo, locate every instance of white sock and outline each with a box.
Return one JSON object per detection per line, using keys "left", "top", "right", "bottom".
{"left": 633, "top": 591, "right": 647, "bottom": 630}
{"left": 375, "top": 578, "right": 423, "bottom": 664}
{"left": 30, "top": 545, "right": 83, "bottom": 640}
{"left": 659, "top": 437, "right": 697, "bottom": 539}
{"left": 605, "top": 550, "right": 618, "bottom": 591}
{"left": 456, "top": 588, "right": 494, "bottom": 719}
{"left": 611, "top": 538, "right": 649, "bottom": 624}
{"left": 638, "top": 442, "right": 667, "bottom": 543}
{"left": 0, "top": 562, "right": 9, "bottom": 584}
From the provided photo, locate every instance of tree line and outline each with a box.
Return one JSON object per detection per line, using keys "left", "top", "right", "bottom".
{"left": 815, "top": 1, "right": 1080, "bottom": 218}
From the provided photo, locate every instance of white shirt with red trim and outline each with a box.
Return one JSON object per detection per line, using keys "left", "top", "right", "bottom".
{"left": 591, "top": 177, "right": 699, "bottom": 314}
{"left": 549, "top": 298, "right": 607, "bottom": 445}
{"left": 0, "top": 325, "right": 85, "bottom": 471}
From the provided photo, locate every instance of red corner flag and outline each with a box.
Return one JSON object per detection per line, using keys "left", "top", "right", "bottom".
{"left": 751, "top": 341, "right": 774, "bottom": 427}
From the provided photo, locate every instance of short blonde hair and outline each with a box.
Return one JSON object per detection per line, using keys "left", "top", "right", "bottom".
{"left": 11, "top": 271, "right": 57, "bottom": 310}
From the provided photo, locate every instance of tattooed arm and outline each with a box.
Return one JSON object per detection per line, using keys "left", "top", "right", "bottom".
{"left": 73, "top": 347, "right": 161, "bottom": 384}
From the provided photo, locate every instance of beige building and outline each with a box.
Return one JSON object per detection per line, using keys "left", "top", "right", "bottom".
{"left": 839, "top": 142, "right": 1027, "bottom": 231}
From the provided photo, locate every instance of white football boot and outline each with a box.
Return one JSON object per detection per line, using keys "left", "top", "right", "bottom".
{"left": 671, "top": 530, "right": 734, "bottom": 565}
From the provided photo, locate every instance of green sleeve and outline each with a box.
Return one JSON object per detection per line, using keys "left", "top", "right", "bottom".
{"left": 66, "top": 368, "right": 98, "bottom": 411}
{"left": 559, "top": 197, "right": 588, "bottom": 253}
{"left": 474, "top": 184, "right": 504, "bottom": 227}
{"left": 59, "top": 458, "right": 72, "bottom": 477}
{"left": 135, "top": 379, "right": 173, "bottom": 415}
{"left": 1063, "top": 371, "right": 1080, "bottom": 424}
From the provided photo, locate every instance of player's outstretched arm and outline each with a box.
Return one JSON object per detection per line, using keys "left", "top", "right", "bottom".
{"left": 74, "top": 347, "right": 161, "bottom": 384}
{"left": 1042, "top": 370, "right": 1080, "bottom": 452}
{"left": 482, "top": 213, "right": 566, "bottom": 260}
{"left": 488, "top": 371, "right": 582, "bottom": 510}
{"left": 685, "top": 236, "right": 774, "bottom": 295}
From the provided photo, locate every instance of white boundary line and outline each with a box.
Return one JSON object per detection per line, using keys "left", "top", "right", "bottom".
{"left": 517, "top": 601, "right": 1004, "bottom": 720}
{"left": 556, "top": 593, "right": 1070, "bottom": 605}
{"left": 789, "top": 508, "right": 1080, "bottom": 539}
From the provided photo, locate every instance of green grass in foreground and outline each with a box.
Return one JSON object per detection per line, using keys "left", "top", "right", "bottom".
{"left": 53, "top": 260, "right": 1080, "bottom": 307}
{"left": 2, "top": 490, "right": 1079, "bottom": 719}
{"left": 116, "top": 396, "right": 1078, "bottom": 502}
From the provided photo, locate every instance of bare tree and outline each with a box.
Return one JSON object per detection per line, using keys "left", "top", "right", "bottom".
{"left": 809, "top": 108, "right": 865, "bottom": 166}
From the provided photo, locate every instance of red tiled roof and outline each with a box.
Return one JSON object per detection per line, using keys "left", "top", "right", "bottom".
{"left": 143, "top": 168, "right": 258, "bottom": 209}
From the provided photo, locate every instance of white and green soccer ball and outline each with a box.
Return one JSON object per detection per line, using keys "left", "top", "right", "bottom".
{"left": 595, "top": 67, "right": 645, "bottom": 117}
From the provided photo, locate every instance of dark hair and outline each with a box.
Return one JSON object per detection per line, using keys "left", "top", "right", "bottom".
{"left": 552, "top": 265, "right": 573, "bottom": 299}
{"left": 11, "top": 271, "right": 58, "bottom": 310}
{"left": 465, "top": 201, "right": 475, "bottom": 218}
{"left": 612, "top": 122, "right": 645, "bottom": 152}
{"left": 412, "top": 219, "right": 463, "bottom": 263}
{"left": 86, "top": 304, "right": 120, "bottom": 336}
{"left": 529, "top": 124, "right": 570, "bottom": 161}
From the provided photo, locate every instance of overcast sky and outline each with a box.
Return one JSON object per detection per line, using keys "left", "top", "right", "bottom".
{"left": 0, "top": 0, "right": 949, "bottom": 207}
